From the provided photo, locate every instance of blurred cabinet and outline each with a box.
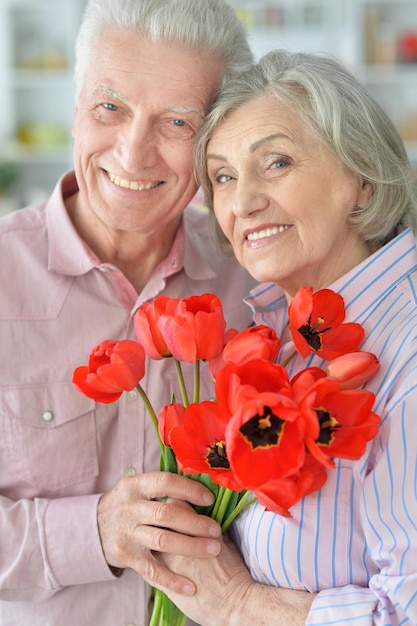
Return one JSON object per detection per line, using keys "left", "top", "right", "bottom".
{"left": 0, "top": 0, "right": 85, "bottom": 207}
{"left": 0, "top": 0, "right": 416, "bottom": 212}
{"left": 360, "top": 0, "right": 417, "bottom": 163}
{"left": 228, "top": 0, "right": 417, "bottom": 166}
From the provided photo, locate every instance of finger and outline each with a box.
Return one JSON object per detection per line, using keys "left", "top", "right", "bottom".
{"left": 140, "top": 554, "right": 196, "bottom": 596}
{"left": 135, "top": 522, "right": 221, "bottom": 559}
{"left": 132, "top": 472, "right": 215, "bottom": 507}
{"left": 138, "top": 498, "right": 221, "bottom": 539}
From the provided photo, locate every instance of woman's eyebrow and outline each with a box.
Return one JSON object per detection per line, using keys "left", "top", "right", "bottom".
{"left": 249, "top": 132, "right": 290, "bottom": 153}
{"left": 207, "top": 132, "right": 291, "bottom": 163}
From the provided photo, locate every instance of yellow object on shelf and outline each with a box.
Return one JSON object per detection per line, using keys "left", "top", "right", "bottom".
{"left": 17, "top": 122, "right": 68, "bottom": 148}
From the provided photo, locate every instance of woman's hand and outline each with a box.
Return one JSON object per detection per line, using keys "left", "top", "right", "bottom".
{"left": 155, "top": 534, "right": 257, "bottom": 625}
{"left": 156, "top": 526, "right": 316, "bottom": 626}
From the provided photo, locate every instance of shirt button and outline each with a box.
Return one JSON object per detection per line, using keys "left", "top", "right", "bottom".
{"left": 42, "top": 410, "right": 54, "bottom": 422}
{"left": 124, "top": 467, "right": 136, "bottom": 476}
{"left": 128, "top": 389, "right": 138, "bottom": 400}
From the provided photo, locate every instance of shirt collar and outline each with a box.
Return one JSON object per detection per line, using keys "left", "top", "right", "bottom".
{"left": 46, "top": 172, "right": 99, "bottom": 276}
{"left": 182, "top": 208, "right": 217, "bottom": 280}
{"left": 46, "top": 172, "right": 216, "bottom": 282}
{"left": 245, "top": 228, "right": 417, "bottom": 327}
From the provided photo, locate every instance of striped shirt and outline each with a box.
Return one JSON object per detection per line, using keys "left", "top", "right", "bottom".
{"left": 232, "top": 228, "right": 417, "bottom": 625}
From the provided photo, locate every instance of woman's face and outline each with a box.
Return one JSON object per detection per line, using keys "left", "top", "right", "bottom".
{"left": 207, "top": 95, "right": 373, "bottom": 298}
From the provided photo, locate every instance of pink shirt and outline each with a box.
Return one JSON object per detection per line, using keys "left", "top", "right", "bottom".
{"left": 0, "top": 171, "right": 256, "bottom": 625}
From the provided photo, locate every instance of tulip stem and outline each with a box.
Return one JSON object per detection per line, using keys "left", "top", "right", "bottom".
{"left": 211, "top": 485, "right": 227, "bottom": 522}
{"left": 193, "top": 359, "right": 200, "bottom": 404}
{"left": 135, "top": 383, "right": 164, "bottom": 454}
{"left": 173, "top": 359, "right": 189, "bottom": 407}
{"left": 149, "top": 589, "right": 162, "bottom": 626}
{"left": 221, "top": 492, "right": 257, "bottom": 533}
{"left": 281, "top": 349, "right": 297, "bottom": 368}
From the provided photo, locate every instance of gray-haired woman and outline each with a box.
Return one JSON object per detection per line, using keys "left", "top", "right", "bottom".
{"left": 157, "top": 50, "right": 417, "bottom": 625}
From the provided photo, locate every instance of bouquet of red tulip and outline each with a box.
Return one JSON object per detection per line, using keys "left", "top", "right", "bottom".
{"left": 72, "top": 286, "right": 381, "bottom": 626}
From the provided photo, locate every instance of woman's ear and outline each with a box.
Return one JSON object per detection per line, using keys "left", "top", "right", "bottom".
{"left": 358, "top": 179, "right": 373, "bottom": 206}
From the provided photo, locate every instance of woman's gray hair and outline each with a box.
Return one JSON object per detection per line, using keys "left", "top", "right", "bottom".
{"left": 74, "top": 0, "right": 253, "bottom": 102}
{"left": 195, "top": 49, "right": 417, "bottom": 246}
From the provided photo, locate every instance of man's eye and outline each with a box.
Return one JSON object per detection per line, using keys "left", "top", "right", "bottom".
{"left": 103, "top": 102, "right": 119, "bottom": 111}
{"left": 159, "top": 118, "right": 195, "bottom": 140}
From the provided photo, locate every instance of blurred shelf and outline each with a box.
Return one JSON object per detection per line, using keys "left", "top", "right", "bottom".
{"left": 0, "top": 0, "right": 85, "bottom": 202}
{"left": 229, "top": 0, "right": 417, "bottom": 165}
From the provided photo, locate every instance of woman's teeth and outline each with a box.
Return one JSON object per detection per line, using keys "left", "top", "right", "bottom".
{"left": 247, "top": 225, "right": 289, "bottom": 241}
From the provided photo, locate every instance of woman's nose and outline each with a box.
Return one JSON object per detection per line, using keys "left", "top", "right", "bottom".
{"left": 232, "top": 177, "right": 270, "bottom": 218}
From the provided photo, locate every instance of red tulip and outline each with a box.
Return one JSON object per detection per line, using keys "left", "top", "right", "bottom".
{"left": 253, "top": 454, "right": 328, "bottom": 517}
{"left": 72, "top": 339, "right": 145, "bottom": 403}
{"left": 209, "top": 324, "right": 281, "bottom": 380}
{"left": 300, "top": 377, "right": 381, "bottom": 465}
{"left": 157, "top": 293, "right": 227, "bottom": 363}
{"left": 290, "top": 367, "right": 326, "bottom": 403}
{"left": 325, "top": 351, "right": 380, "bottom": 389}
{"left": 288, "top": 286, "right": 364, "bottom": 360}
{"left": 215, "top": 359, "right": 291, "bottom": 418}
{"left": 226, "top": 392, "right": 306, "bottom": 487}
{"left": 158, "top": 402, "right": 186, "bottom": 447}
{"left": 134, "top": 295, "right": 180, "bottom": 359}
{"left": 170, "top": 401, "right": 244, "bottom": 491}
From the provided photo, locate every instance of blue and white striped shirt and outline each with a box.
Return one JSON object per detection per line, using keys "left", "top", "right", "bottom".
{"left": 233, "top": 228, "right": 417, "bottom": 625}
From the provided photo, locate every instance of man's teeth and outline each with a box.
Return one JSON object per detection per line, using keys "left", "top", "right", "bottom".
{"left": 108, "top": 173, "right": 160, "bottom": 191}
{"left": 247, "top": 225, "right": 289, "bottom": 241}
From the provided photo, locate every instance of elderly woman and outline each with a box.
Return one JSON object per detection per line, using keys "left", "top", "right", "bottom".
{"left": 158, "top": 50, "right": 417, "bottom": 625}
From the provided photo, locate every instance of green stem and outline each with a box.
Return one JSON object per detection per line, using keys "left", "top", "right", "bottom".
{"left": 214, "top": 486, "right": 232, "bottom": 525}
{"left": 176, "top": 613, "right": 187, "bottom": 626}
{"left": 174, "top": 359, "right": 189, "bottom": 407}
{"left": 211, "top": 485, "right": 226, "bottom": 522}
{"left": 221, "top": 492, "right": 257, "bottom": 533}
{"left": 149, "top": 588, "right": 162, "bottom": 626}
{"left": 136, "top": 383, "right": 164, "bottom": 455}
{"left": 193, "top": 359, "right": 200, "bottom": 404}
{"left": 281, "top": 348, "right": 297, "bottom": 368}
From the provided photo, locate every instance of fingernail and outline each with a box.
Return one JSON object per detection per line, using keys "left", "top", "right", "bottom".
{"left": 203, "top": 492, "right": 215, "bottom": 505}
{"left": 182, "top": 583, "right": 195, "bottom": 596}
{"left": 207, "top": 540, "right": 221, "bottom": 555}
{"left": 209, "top": 524, "right": 221, "bottom": 538}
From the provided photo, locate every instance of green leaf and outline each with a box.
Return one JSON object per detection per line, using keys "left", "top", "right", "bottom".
{"left": 184, "top": 472, "right": 219, "bottom": 516}
{"left": 160, "top": 445, "right": 178, "bottom": 473}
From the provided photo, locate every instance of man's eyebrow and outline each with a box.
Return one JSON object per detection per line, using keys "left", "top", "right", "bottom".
{"left": 94, "top": 85, "right": 128, "bottom": 103}
{"left": 164, "top": 105, "right": 204, "bottom": 118}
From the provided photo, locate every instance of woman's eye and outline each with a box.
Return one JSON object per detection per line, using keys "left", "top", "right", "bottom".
{"left": 217, "top": 174, "right": 232, "bottom": 183}
{"left": 270, "top": 158, "right": 288, "bottom": 169}
{"left": 171, "top": 119, "right": 186, "bottom": 127}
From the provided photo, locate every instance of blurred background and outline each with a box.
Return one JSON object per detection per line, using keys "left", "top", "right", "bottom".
{"left": 0, "top": 0, "right": 416, "bottom": 215}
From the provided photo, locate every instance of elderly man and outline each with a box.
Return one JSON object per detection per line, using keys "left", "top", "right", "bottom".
{"left": 0, "top": 1, "right": 255, "bottom": 624}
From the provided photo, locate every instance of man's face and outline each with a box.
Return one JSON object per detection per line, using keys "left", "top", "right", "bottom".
{"left": 72, "top": 27, "right": 222, "bottom": 235}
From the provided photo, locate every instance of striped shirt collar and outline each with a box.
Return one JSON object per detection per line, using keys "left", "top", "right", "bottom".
{"left": 245, "top": 228, "right": 417, "bottom": 328}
